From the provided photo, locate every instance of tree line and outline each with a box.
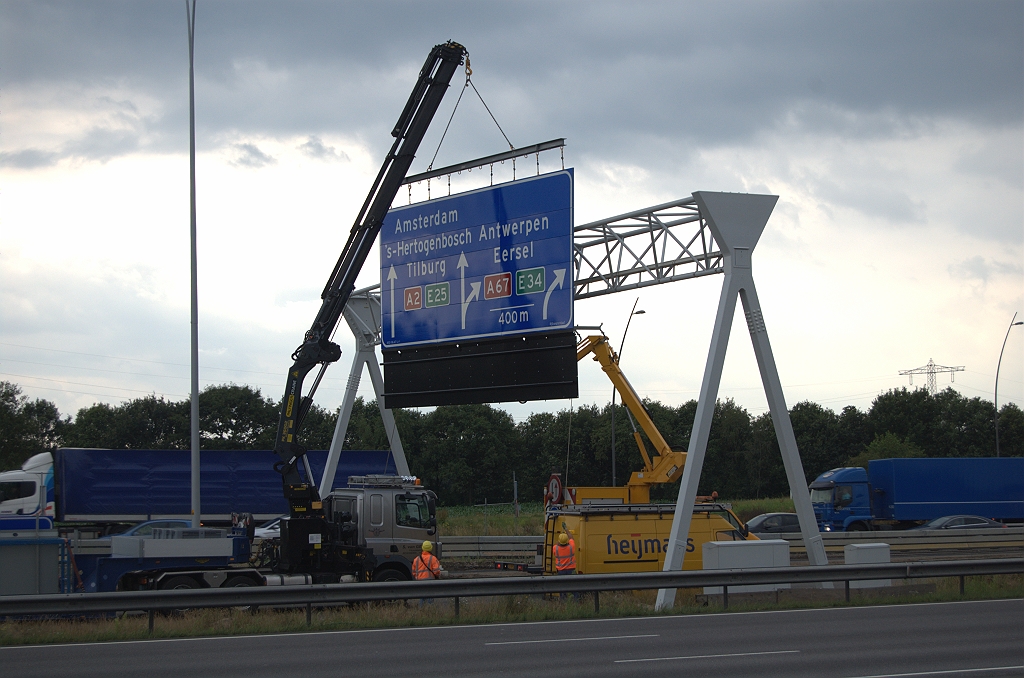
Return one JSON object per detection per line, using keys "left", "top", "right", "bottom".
{"left": 2, "top": 380, "right": 1021, "bottom": 505}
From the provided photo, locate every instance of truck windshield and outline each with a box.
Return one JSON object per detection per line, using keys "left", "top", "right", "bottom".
{"left": 809, "top": 488, "right": 833, "bottom": 504}
{"left": 0, "top": 481, "right": 36, "bottom": 503}
{"left": 710, "top": 510, "right": 743, "bottom": 531}
{"left": 395, "top": 495, "right": 431, "bottom": 529}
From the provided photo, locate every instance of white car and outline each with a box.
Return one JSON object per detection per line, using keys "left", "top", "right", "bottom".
{"left": 254, "top": 516, "right": 283, "bottom": 540}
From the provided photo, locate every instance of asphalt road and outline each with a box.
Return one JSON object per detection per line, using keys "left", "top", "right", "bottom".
{"left": 4, "top": 599, "right": 1022, "bottom": 677}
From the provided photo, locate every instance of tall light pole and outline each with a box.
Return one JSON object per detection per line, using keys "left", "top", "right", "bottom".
{"left": 610, "top": 299, "right": 644, "bottom": 486}
{"left": 995, "top": 312, "right": 1022, "bottom": 458}
{"left": 186, "top": 0, "right": 201, "bottom": 528}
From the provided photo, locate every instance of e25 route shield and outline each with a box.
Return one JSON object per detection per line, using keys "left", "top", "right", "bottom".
{"left": 380, "top": 170, "right": 573, "bottom": 348}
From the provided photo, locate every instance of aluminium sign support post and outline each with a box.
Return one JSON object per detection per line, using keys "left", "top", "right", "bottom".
{"left": 320, "top": 288, "right": 411, "bottom": 493}
{"left": 654, "top": 191, "right": 830, "bottom": 612}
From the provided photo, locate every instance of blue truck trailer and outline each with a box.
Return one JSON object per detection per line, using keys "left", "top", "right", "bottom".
{"left": 810, "top": 457, "right": 1024, "bottom": 531}
{"left": 0, "top": 448, "right": 398, "bottom": 532}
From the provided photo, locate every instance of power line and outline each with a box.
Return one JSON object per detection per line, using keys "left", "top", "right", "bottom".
{"left": 899, "top": 359, "right": 965, "bottom": 396}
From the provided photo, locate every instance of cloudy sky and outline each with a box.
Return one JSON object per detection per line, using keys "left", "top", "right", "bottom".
{"left": 1, "top": 1, "right": 1021, "bottom": 429}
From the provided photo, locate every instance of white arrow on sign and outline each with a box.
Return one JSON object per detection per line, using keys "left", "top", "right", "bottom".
{"left": 457, "top": 252, "right": 480, "bottom": 329}
{"left": 542, "top": 268, "right": 566, "bottom": 320}
{"left": 387, "top": 265, "right": 398, "bottom": 338}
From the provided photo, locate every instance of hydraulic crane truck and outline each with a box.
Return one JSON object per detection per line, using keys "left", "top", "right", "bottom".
{"left": 537, "top": 334, "right": 756, "bottom": 575}
{"left": 270, "top": 41, "right": 467, "bottom": 584}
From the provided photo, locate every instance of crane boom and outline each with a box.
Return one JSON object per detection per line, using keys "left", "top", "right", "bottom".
{"left": 575, "top": 334, "right": 687, "bottom": 504}
{"left": 273, "top": 42, "right": 467, "bottom": 512}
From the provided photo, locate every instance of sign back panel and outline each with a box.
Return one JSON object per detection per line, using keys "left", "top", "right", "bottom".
{"left": 380, "top": 170, "right": 573, "bottom": 348}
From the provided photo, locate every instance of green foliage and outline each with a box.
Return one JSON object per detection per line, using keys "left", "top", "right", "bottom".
{"left": 198, "top": 384, "right": 278, "bottom": 449}
{"left": 2, "top": 380, "right": 1021, "bottom": 502}
{"left": 847, "top": 432, "right": 925, "bottom": 468}
{"left": 408, "top": 404, "right": 519, "bottom": 505}
{"left": 0, "top": 381, "right": 68, "bottom": 471}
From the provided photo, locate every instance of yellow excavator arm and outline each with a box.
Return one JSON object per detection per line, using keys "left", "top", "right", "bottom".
{"left": 574, "top": 335, "right": 687, "bottom": 504}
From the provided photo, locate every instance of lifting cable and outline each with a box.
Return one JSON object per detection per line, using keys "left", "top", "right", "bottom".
{"left": 564, "top": 399, "right": 574, "bottom": 487}
{"left": 425, "top": 55, "right": 515, "bottom": 174}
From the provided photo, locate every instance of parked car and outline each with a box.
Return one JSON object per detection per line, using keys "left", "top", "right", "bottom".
{"left": 746, "top": 512, "right": 801, "bottom": 534}
{"left": 254, "top": 515, "right": 283, "bottom": 540}
{"left": 912, "top": 515, "right": 1008, "bottom": 530}
{"left": 99, "top": 519, "right": 191, "bottom": 539}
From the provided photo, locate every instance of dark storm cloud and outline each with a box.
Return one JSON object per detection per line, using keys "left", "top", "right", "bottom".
{"left": 0, "top": 149, "right": 61, "bottom": 169}
{"left": 232, "top": 142, "right": 275, "bottom": 168}
{"left": 3, "top": 1, "right": 1020, "bottom": 155}
{"left": 298, "top": 135, "right": 348, "bottom": 161}
{"left": 2, "top": 1, "right": 1021, "bottom": 241}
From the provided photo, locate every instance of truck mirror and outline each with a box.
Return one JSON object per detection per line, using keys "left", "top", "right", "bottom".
{"left": 741, "top": 524, "right": 749, "bottom": 538}
{"left": 429, "top": 516, "right": 437, "bottom": 528}
{"left": 427, "top": 497, "right": 437, "bottom": 515}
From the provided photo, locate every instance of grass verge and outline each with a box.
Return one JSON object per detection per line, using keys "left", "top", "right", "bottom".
{"left": 2, "top": 574, "right": 1019, "bottom": 647}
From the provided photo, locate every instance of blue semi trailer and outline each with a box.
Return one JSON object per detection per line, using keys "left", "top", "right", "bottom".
{"left": 0, "top": 447, "right": 398, "bottom": 532}
{"left": 810, "top": 457, "right": 1024, "bottom": 532}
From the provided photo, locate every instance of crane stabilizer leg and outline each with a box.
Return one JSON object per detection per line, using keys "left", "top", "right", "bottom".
{"left": 271, "top": 41, "right": 467, "bottom": 518}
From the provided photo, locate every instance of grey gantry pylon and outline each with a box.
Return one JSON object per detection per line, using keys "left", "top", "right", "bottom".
{"left": 654, "top": 191, "right": 830, "bottom": 611}
{"left": 319, "top": 285, "right": 410, "bottom": 493}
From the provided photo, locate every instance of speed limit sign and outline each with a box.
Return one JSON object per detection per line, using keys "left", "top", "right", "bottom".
{"left": 545, "top": 473, "right": 563, "bottom": 507}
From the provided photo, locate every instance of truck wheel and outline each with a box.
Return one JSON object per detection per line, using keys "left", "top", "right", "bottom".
{"left": 372, "top": 567, "right": 410, "bottom": 583}
{"left": 848, "top": 522, "right": 868, "bottom": 532}
{"left": 371, "top": 568, "right": 409, "bottom": 605}
{"left": 224, "top": 576, "right": 256, "bottom": 588}
{"left": 224, "top": 576, "right": 258, "bottom": 614}
{"left": 160, "top": 575, "right": 199, "bottom": 590}
{"left": 159, "top": 575, "right": 199, "bottom": 615}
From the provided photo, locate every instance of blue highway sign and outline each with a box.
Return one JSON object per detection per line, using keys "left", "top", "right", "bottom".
{"left": 380, "top": 170, "right": 573, "bottom": 348}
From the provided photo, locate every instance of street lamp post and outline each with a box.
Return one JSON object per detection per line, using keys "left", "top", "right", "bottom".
{"left": 610, "top": 300, "right": 645, "bottom": 486}
{"left": 995, "top": 312, "right": 1023, "bottom": 458}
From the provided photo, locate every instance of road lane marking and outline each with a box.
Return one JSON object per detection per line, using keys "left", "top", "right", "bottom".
{"left": 616, "top": 649, "right": 799, "bottom": 663}
{"left": 3, "top": 599, "right": 1018, "bottom": 650}
{"left": 845, "top": 667, "right": 1024, "bottom": 678}
{"left": 486, "top": 634, "right": 657, "bottom": 646}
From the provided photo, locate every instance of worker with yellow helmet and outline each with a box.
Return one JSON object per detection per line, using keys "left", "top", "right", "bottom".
{"left": 553, "top": 531, "right": 579, "bottom": 600}
{"left": 412, "top": 540, "right": 441, "bottom": 580}
{"left": 412, "top": 540, "right": 442, "bottom": 606}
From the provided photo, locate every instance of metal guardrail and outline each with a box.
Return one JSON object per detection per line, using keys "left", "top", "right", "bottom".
{"left": 766, "top": 527, "right": 1024, "bottom": 551}
{"left": 60, "top": 529, "right": 1023, "bottom": 562}
{"left": 441, "top": 536, "right": 542, "bottom": 558}
{"left": 1, "top": 559, "right": 1020, "bottom": 620}
{"left": 441, "top": 528, "right": 1024, "bottom": 558}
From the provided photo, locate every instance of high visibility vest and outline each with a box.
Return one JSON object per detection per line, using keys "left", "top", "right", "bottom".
{"left": 553, "top": 540, "right": 576, "bottom": 571}
{"left": 412, "top": 552, "right": 440, "bottom": 580}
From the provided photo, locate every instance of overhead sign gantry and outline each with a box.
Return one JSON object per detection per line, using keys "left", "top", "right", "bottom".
{"left": 380, "top": 170, "right": 574, "bottom": 347}
{"left": 380, "top": 169, "right": 578, "bottom": 409}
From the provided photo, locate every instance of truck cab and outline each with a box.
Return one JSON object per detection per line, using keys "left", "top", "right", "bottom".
{"left": 324, "top": 475, "right": 438, "bottom": 581}
{"left": 809, "top": 467, "right": 872, "bottom": 531}
{"left": 0, "top": 452, "right": 54, "bottom": 520}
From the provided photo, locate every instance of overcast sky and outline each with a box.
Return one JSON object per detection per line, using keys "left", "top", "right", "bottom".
{"left": 1, "top": 1, "right": 1021, "bottom": 430}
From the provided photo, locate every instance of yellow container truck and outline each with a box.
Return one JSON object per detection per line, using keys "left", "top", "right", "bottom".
{"left": 540, "top": 334, "right": 758, "bottom": 575}
{"left": 543, "top": 502, "right": 754, "bottom": 575}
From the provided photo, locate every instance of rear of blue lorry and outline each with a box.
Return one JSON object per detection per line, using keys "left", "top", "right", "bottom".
{"left": 811, "top": 457, "right": 1024, "bottom": 532}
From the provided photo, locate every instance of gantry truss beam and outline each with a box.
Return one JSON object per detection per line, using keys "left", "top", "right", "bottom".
{"left": 573, "top": 197, "right": 723, "bottom": 300}
{"left": 354, "top": 195, "right": 719, "bottom": 320}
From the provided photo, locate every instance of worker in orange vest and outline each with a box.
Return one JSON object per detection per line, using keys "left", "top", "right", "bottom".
{"left": 413, "top": 540, "right": 441, "bottom": 580}
{"left": 412, "top": 540, "right": 441, "bottom": 606}
{"left": 553, "top": 532, "right": 579, "bottom": 600}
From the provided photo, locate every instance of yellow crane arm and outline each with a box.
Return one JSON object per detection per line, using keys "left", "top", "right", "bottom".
{"left": 576, "top": 335, "right": 687, "bottom": 503}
